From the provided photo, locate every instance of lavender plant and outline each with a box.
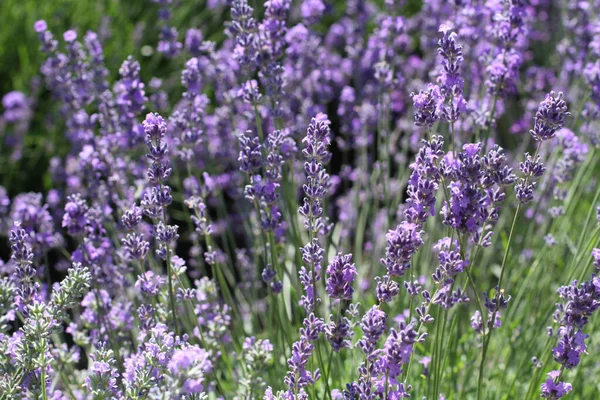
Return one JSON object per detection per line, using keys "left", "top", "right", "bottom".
{"left": 1, "top": 1, "right": 600, "bottom": 399}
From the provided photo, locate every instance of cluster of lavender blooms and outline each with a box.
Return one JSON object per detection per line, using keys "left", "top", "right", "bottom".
{"left": 540, "top": 250, "right": 600, "bottom": 399}
{"left": 0, "top": 91, "right": 33, "bottom": 161}
{"left": 541, "top": 248, "right": 600, "bottom": 399}
{"left": 1, "top": 0, "right": 600, "bottom": 399}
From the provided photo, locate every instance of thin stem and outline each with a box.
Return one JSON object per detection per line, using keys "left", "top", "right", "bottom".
{"left": 403, "top": 285, "right": 443, "bottom": 383}
{"left": 477, "top": 141, "right": 542, "bottom": 399}
{"left": 451, "top": 121, "right": 456, "bottom": 158}
{"left": 481, "top": 94, "right": 498, "bottom": 154}
{"left": 435, "top": 308, "right": 447, "bottom": 399}
{"left": 384, "top": 372, "right": 390, "bottom": 399}
{"left": 162, "top": 209, "right": 179, "bottom": 337}
{"left": 253, "top": 104, "right": 265, "bottom": 142}
{"left": 322, "top": 301, "right": 340, "bottom": 392}
{"left": 41, "top": 356, "right": 48, "bottom": 400}
{"left": 94, "top": 290, "right": 124, "bottom": 372}
{"left": 476, "top": 202, "right": 520, "bottom": 400}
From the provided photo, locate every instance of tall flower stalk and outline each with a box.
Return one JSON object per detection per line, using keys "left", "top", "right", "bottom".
{"left": 141, "top": 112, "right": 179, "bottom": 335}
{"left": 477, "top": 91, "right": 570, "bottom": 399}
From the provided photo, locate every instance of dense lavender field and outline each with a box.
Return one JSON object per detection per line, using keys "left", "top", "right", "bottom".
{"left": 1, "top": 0, "right": 600, "bottom": 399}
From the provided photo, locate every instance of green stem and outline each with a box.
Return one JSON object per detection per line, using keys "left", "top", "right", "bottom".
{"left": 481, "top": 95, "right": 498, "bottom": 154}
{"left": 477, "top": 142, "right": 542, "bottom": 398}
{"left": 41, "top": 356, "right": 48, "bottom": 400}
{"left": 162, "top": 210, "right": 179, "bottom": 337}
{"left": 476, "top": 202, "right": 520, "bottom": 400}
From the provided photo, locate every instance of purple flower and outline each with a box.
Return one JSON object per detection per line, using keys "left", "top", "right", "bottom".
{"left": 384, "top": 322, "right": 423, "bottom": 379}
{"left": 530, "top": 91, "right": 570, "bottom": 142}
{"left": 376, "top": 275, "right": 400, "bottom": 303}
{"left": 121, "top": 205, "right": 143, "bottom": 231}
{"left": 262, "top": 0, "right": 291, "bottom": 59}
{"left": 239, "top": 79, "right": 262, "bottom": 104}
{"left": 471, "top": 310, "right": 483, "bottom": 334}
{"left": 193, "top": 278, "right": 232, "bottom": 346}
{"left": 404, "top": 280, "right": 422, "bottom": 297}
{"left": 230, "top": 0, "right": 259, "bottom": 69}
{"left": 114, "top": 58, "right": 147, "bottom": 145}
{"left": 10, "top": 222, "right": 38, "bottom": 314}
{"left": 301, "top": 0, "right": 325, "bottom": 24}
{"left": 34, "top": 19, "right": 57, "bottom": 53}
{"left": 540, "top": 371, "right": 572, "bottom": 399}
{"left": 485, "top": 50, "right": 522, "bottom": 96}
{"left": 552, "top": 330, "right": 588, "bottom": 369}
{"left": 62, "top": 194, "right": 89, "bottom": 236}
{"left": 63, "top": 30, "right": 77, "bottom": 42}
{"left": 181, "top": 57, "right": 203, "bottom": 98}
{"left": 186, "top": 196, "right": 213, "bottom": 236}
{"left": 432, "top": 237, "right": 468, "bottom": 285}
{"left": 84, "top": 31, "right": 109, "bottom": 93}
{"left": 515, "top": 93, "right": 569, "bottom": 205}
{"left": 299, "top": 239, "right": 324, "bottom": 312}
{"left": 544, "top": 234, "right": 556, "bottom": 247}
{"left": 11, "top": 192, "right": 60, "bottom": 253}
{"left": 34, "top": 20, "right": 48, "bottom": 33}
{"left": 135, "top": 271, "right": 165, "bottom": 297}
{"left": 381, "top": 221, "right": 424, "bottom": 277}
{"left": 411, "top": 85, "right": 442, "bottom": 128}
{"left": 168, "top": 346, "right": 212, "bottom": 394}
{"left": 2, "top": 91, "right": 31, "bottom": 123}
{"left": 484, "top": 287, "right": 511, "bottom": 313}
{"left": 325, "top": 253, "right": 356, "bottom": 301}
{"left": 515, "top": 178, "right": 537, "bottom": 204}
{"left": 404, "top": 135, "right": 443, "bottom": 225}
{"left": 85, "top": 345, "right": 121, "bottom": 397}
{"left": 545, "top": 268, "right": 600, "bottom": 396}
{"left": 520, "top": 153, "right": 546, "bottom": 177}
{"left": 436, "top": 25, "right": 467, "bottom": 122}
{"left": 552, "top": 128, "right": 589, "bottom": 185}
{"left": 593, "top": 248, "right": 600, "bottom": 269}
{"left": 324, "top": 316, "right": 353, "bottom": 352}
{"left": 143, "top": 112, "right": 172, "bottom": 186}
{"left": 185, "top": 28, "right": 204, "bottom": 56}
{"left": 284, "top": 333, "right": 321, "bottom": 395}
{"left": 238, "top": 133, "right": 263, "bottom": 174}
{"left": 358, "top": 306, "right": 387, "bottom": 356}
{"left": 155, "top": 0, "right": 182, "bottom": 59}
